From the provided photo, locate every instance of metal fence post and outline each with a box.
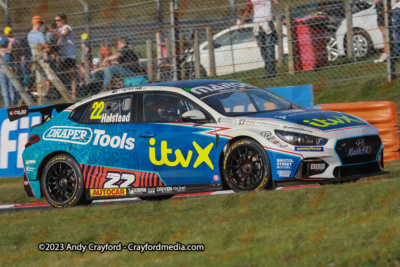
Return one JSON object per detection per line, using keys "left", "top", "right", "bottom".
{"left": 384, "top": 0, "right": 395, "bottom": 81}
{"left": 179, "top": 33, "right": 187, "bottom": 80}
{"left": 345, "top": 4, "right": 354, "bottom": 59}
{"left": 230, "top": 0, "right": 236, "bottom": 19}
{"left": 170, "top": 0, "right": 179, "bottom": 81}
{"left": 79, "top": 0, "right": 90, "bottom": 34}
{"left": 0, "top": 0, "right": 12, "bottom": 27}
{"left": 276, "top": 15, "right": 284, "bottom": 67}
{"left": 194, "top": 30, "right": 201, "bottom": 79}
{"left": 286, "top": 5, "right": 295, "bottom": 75}
{"left": 146, "top": 40, "right": 153, "bottom": 82}
{"left": 206, "top": 26, "right": 216, "bottom": 77}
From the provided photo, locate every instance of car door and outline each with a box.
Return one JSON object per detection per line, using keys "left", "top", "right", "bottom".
{"left": 70, "top": 94, "right": 138, "bottom": 190}
{"left": 135, "top": 92, "right": 218, "bottom": 186}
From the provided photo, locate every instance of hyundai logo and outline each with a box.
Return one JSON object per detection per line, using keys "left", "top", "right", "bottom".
{"left": 355, "top": 139, "right": 366, "bottom": 147}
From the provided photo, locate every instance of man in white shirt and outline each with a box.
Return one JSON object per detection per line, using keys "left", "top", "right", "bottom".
{"left": 238, "top": 0, "right": 279, "bottom": 78}
{"left": 392, "top": 0, "right": 400, "bottom": 60}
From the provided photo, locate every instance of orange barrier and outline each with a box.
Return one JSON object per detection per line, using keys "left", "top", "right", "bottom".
{"left": 320, "top": 101, "right": 400, "bottom": 162}
{"left": 321, "top": 101, "right": 398, "bottom": 128}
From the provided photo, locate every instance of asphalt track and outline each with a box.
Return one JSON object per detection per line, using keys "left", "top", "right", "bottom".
{"left": 0, "top": 185, "right": 321, "bottom": 215}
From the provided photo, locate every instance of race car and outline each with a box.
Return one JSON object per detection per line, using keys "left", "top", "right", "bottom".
{"left": 8, "top": 80, "right": 388, "bottom": 208}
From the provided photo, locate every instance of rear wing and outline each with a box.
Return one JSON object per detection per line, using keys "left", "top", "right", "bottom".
{"left": 7, "top": 103, "right": 74, "bottom": 123}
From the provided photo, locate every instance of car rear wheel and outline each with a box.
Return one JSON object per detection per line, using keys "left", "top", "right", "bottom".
{"left": 139, "top": 195, "right": 174, "bottom": 201}
{"left": 41, "top": 154, "right": 85, "bottom": 208}
{"left": 222, "top": 139, "right": 271, "bottom": 192}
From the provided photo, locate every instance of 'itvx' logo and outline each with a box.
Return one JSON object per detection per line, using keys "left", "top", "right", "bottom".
{"left": 149, "top": 138, "right": 214, "bottom": 169}
{"left": 302, "top": 115, "right": 362, "bottom": 128}
{"left": 43, "top": 126, "right": 93, "bottom": 145}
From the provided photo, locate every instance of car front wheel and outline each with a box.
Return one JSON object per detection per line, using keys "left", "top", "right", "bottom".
{"left": 41, "top": 154, "right": 85, "bottom": 208}
{"left": 222, "top": 139, "right": 271, "bottom": 192}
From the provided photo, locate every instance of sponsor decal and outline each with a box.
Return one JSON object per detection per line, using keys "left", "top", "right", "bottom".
{"left": 275, "top": 116, "right": 287, "bottom": 120}
{"left": 277, "top": 170, "right": 291, "bottom": 177}
{"left": 283, "top": 125, "right": 312, "bottom": 133}
{"left": 238, "top": 119, "right": 246, "bottom": 126}
{"left": 302, "top": 115, "right": 362, "bottom": 128}
{"left": 261, "top": 131, "right": 272, "bottom": 138}
{"left": 148, "top": 188, "right": 156, "bottom": 194}
{"left": 316, "top": 138, "right": 324, "bottom": 145}
{"left": 43, "top": 126, "right": 93, "bottom": 145}
{"left": 100, "top": 113, "right": 131, "bottom": 123}
{"left": 277, "top": 159, "right": 293, "bottom": 169}
{"left": 279, "top": 144, "right": 288, "bottom": 148}
{"left": 128, "top": 187, "right": 147, "bottom": 195}
{"left": 25, "top": 166, "right": 34, "bottom": 172}
{"left": 190, "top": 82, "right": 255, "bottom": 96}
{"left": 10, "top": 110, "right": 26, "bottom": 116}
{"left": 93, "top": 129, "right": 135, "bottom": 150}
{"left": 157, "top": 187, "right": 173, "bottom": 193}
{"left": 273, "top": 140, "right": 279, "bottom": 145}
{"left": 254, "top": 121, "right": 280, "bottom": 128}
{"left": 25, "top": 160, "right": 36, "bottom": 164}
{"left": 90, "top": 188, "right": 126, "bottom": 197}
{"left": 111, "top": 87, "right": 144, "bottom": 94}
{"left": 218, "top": 117, "right": 234, "bottom": 124}
{"left": 24, "top": 180, "right": 29, "bottom": 186}
{"left": 149, "top": 138, "right": 214, "bottom": 170}
{"left": 346, "top": 146, "right": 372, "bottom": 157}
{"left": 295, "top": 147, "right": 324, "bottom": 152}
{"left": 310, "top": 163, "right": 326, "bottom": 170}
{"left": 213, "top": 175, "right": 220, "bottom": 182}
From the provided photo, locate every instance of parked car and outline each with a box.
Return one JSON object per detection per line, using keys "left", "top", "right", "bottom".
{"left": 8, "top": 80, "right": 387, "bottom": 208}
{"left": 335, "top": 0, "right": 382, "bottom": 58}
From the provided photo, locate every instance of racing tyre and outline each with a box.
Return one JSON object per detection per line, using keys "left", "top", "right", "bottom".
{"left": 41, "top": 154, "right": 85, "bottom": 208}
{"left": 223, "top": 139, "right": 271, "bottom": 192}
{"left": 139, "top": 195, "right": 174, "bottom": 201}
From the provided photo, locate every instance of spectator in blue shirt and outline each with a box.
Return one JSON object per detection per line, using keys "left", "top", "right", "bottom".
{"left": 28, "top": 16, "right": 51, "bottom": 96}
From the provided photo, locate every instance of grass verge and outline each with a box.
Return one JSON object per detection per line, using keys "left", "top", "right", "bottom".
{"left": 0, "top": 161, "right": 399, "bottom": 266}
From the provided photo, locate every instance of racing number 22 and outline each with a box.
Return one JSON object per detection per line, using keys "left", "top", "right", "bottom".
{"left": 104, "top": 172, "right": 136, "bottom": 188}
{"left": 90, "top": 101, "right": 104, "bottom": 119}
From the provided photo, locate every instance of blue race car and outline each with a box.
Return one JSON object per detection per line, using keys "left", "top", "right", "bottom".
{"left": 8, "top": 80, "right": 388, "bottom": 208}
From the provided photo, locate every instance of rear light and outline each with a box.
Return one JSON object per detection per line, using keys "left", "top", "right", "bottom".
{"left": 25, "top": 135, "right": 40, "bottom": 148}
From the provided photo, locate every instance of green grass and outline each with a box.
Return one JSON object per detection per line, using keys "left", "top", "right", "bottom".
{"left": 0, "top": 161, "right": 399, "bottom": 266}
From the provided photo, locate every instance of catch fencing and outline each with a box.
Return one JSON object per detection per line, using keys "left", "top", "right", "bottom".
{"left": 0, "top": 0, "right": 396, "bottom": 107}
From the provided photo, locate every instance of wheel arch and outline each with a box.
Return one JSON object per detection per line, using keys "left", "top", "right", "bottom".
{"left": 37, "top": 151, "right": 79, "bottom": 197}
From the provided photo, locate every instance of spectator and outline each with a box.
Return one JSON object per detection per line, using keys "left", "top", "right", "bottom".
{"left": 374, "top": 0, "right": 388, "bottom": 63}
{"left": 392, "top": 0, "right": 400, "bottom": 60}
{"left": 237, "top": 0, "right": 279, "bottom": 78}
{"left": 45, "top": 23, "right": 60, "bottom": 64}
{"left": 101, "top": 37, "right": 140, "bottom": 90}
{"left": 52, "top": 13, "right": 78, "bottom": 100}
{"left": 0, "top": 37, "right": 15, "bottom": 107}
{"left": 4, "top": 27, "right": 24, "bottom": 77}
{"left": 27, "top": 16, "right": 51, "bottom": 96}
{"left": 100, "top": 40, "right": 112, "bottom": 59}
{"left": 80, "top": 58, "right": 104, "bottom": 96}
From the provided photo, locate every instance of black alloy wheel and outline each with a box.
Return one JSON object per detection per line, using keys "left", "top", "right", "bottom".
{"left": 223, "top": 139, "right": 271, "bottom": 192}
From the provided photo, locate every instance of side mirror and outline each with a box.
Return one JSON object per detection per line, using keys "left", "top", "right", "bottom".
{"left": 181, "top": 110, "right": 207, "bottom": 122}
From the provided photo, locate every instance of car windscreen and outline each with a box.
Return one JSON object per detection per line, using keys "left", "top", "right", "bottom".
{"left": 189, "top": 82, "right": 299, "bottom": 117}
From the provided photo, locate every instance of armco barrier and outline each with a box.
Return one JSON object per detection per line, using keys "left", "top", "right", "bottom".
{"left": 320, "top": 101, "right": 400, "bottom": 162}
